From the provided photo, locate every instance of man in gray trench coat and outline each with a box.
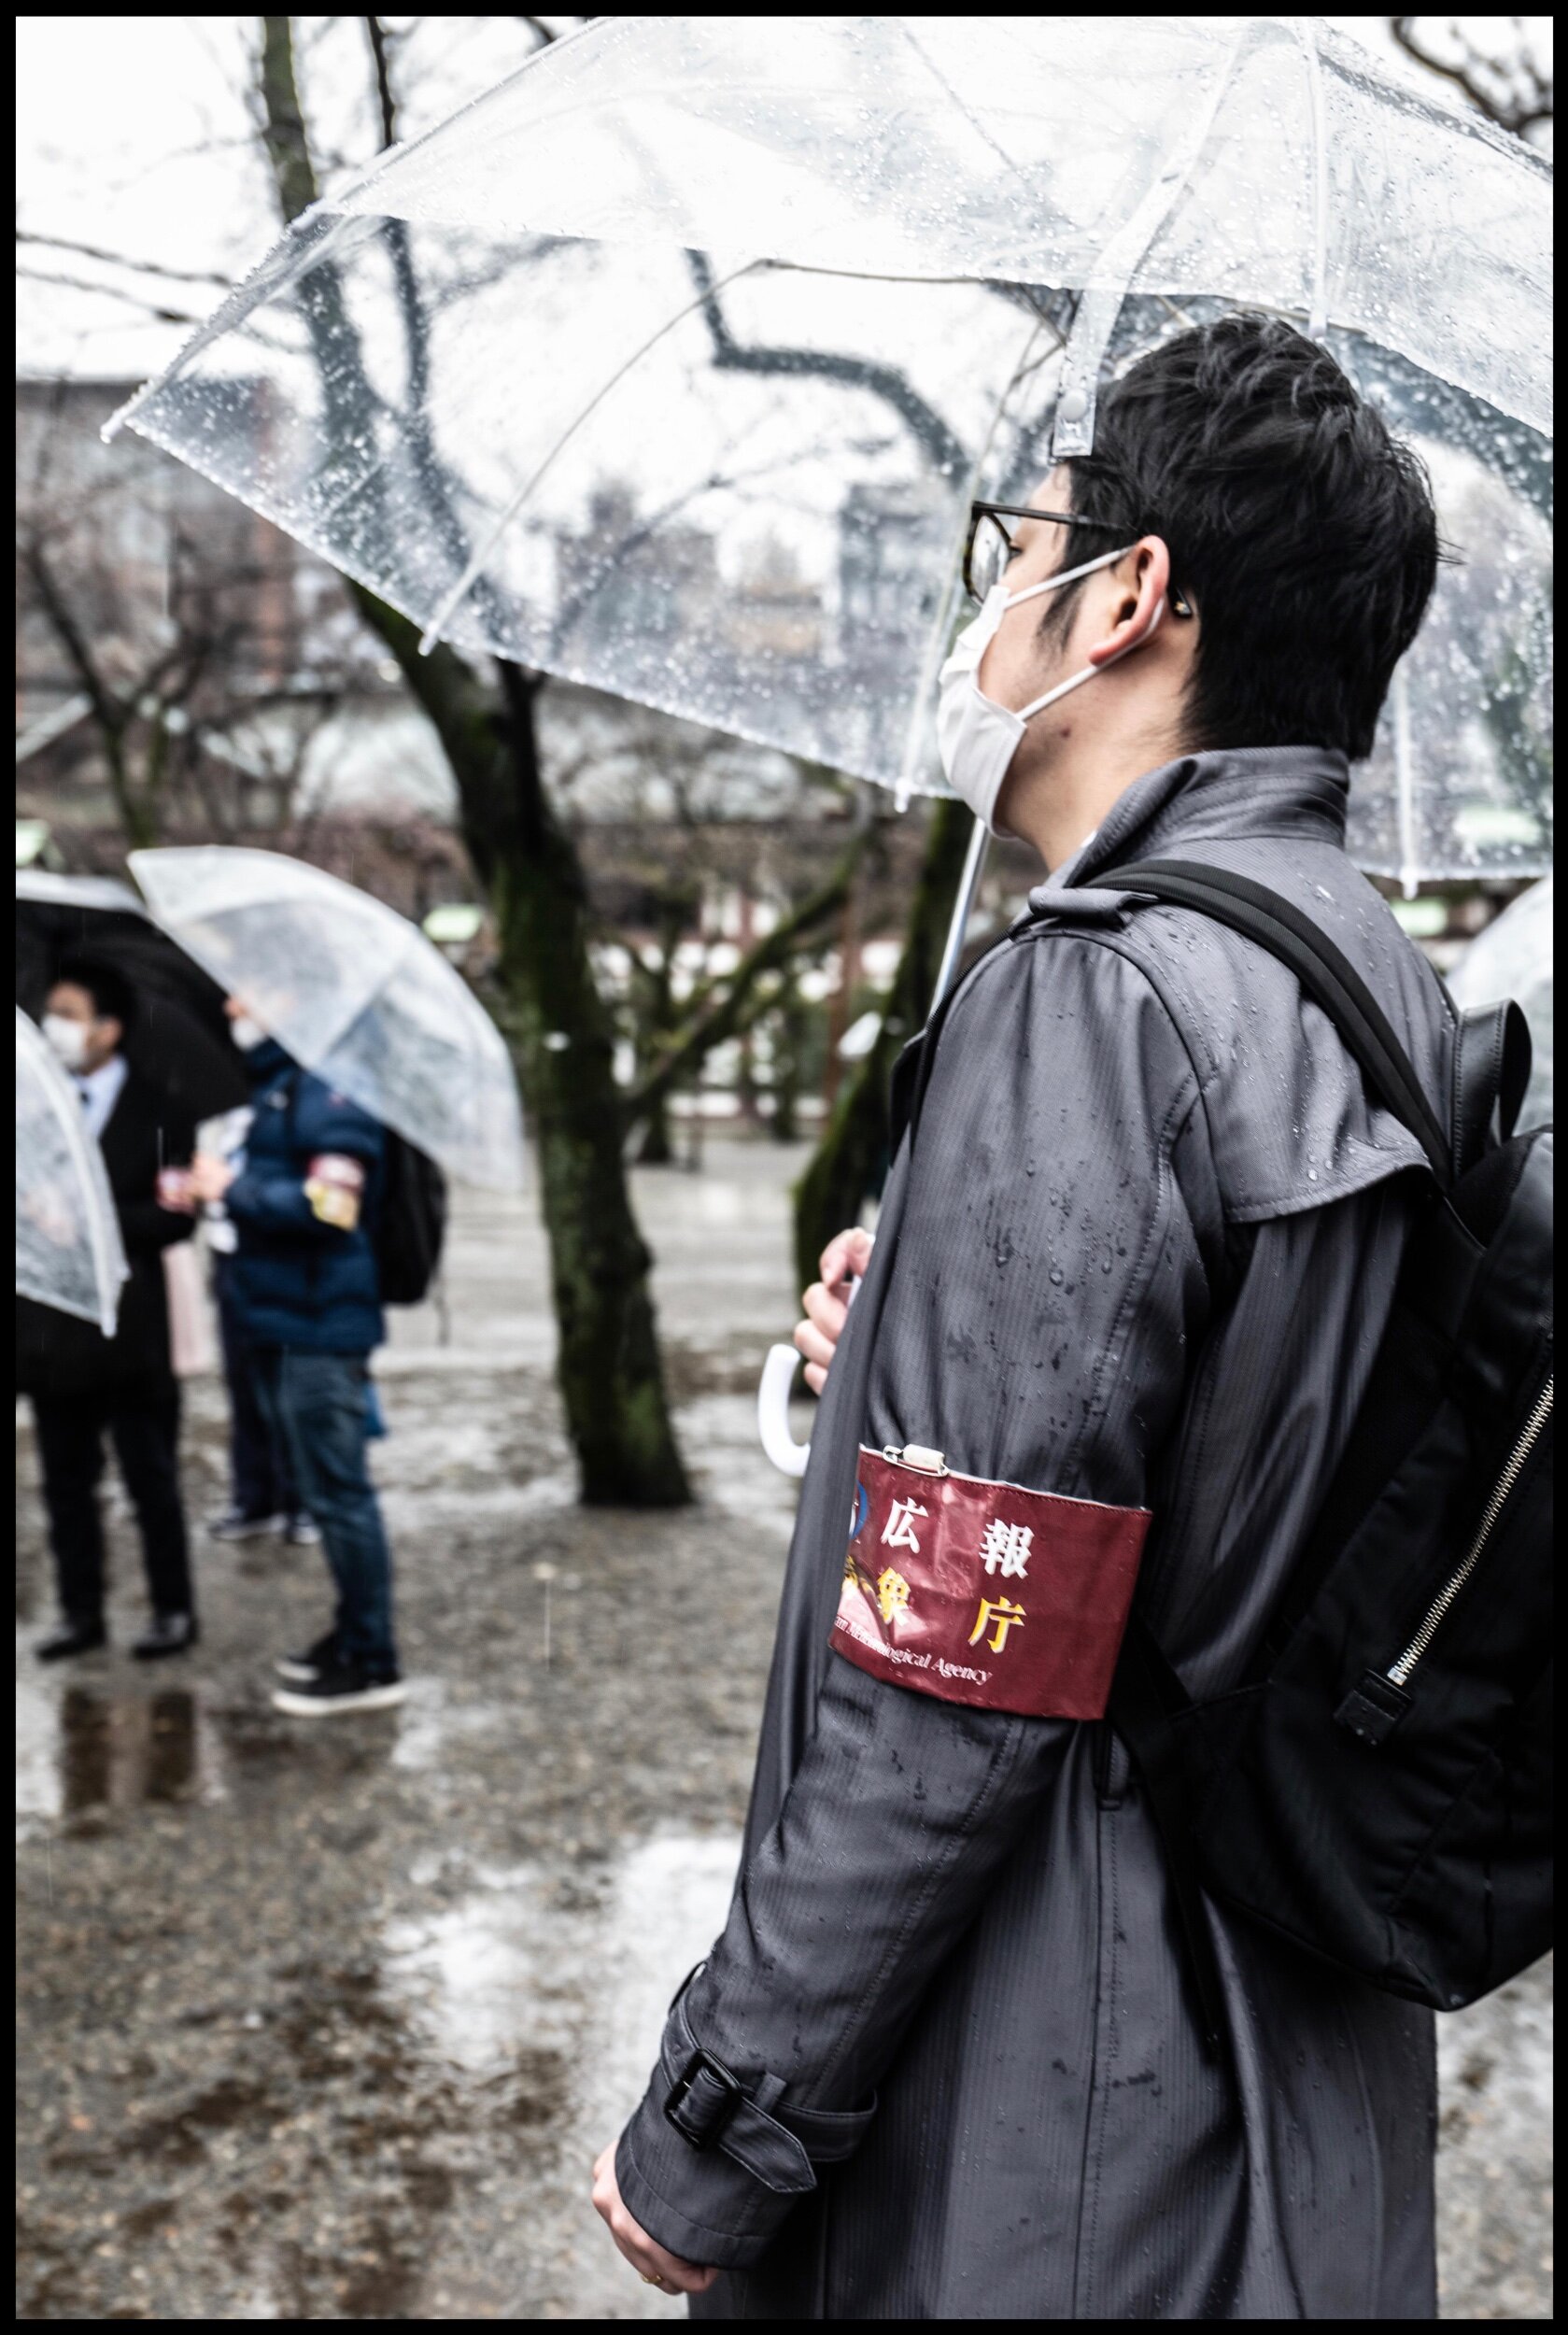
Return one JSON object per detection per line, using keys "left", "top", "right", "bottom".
{"left": 594, "top": 316, "right": 1451, "bottom": 2317}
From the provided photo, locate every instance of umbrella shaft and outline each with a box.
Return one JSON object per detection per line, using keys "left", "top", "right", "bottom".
{"left": 930, "top": 814, "right": 989, "bottom": 1015}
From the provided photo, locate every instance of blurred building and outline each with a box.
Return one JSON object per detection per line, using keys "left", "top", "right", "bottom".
{"left": 725, "top": 535, "right": 824, "bottom": 663}
{"left": 550, "top": 482, "right": 721, "bottom": 658}
{"left": 834, "top": 477, "right": 951, "bottom": 781}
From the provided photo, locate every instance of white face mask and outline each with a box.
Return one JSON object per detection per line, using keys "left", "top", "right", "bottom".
{"left": 936, "top": 543, "right": 1165, "bottom": 836}
{"left": 230, "top": 1012, "right": 269, "bottom": 1052}
{"left": 42, "top": 1013, "right": 91, "bottom": 1071}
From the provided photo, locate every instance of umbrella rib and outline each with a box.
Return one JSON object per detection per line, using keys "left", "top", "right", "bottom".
{"left": 417, "top": 253, "right": 764, "bottom": 656}
{"left": 1052, "top": 18, "right": 1264, "bottom": 460}
{"left": 895, "top": 24, "right": 1022, "bottom": 174}
{"left": 1296, "top": 20, "right": 1330, "bottom": 338}
{"left": 1391, "top": 662, "right": 1420, "bottom": 903}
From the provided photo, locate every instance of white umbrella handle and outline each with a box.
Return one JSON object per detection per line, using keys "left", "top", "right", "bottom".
{"left": 757, "top": 1342, "right": 812, "bottom": 1478}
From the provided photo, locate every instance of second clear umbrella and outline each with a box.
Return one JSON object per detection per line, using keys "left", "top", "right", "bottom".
{"left": 129, "top": 848, "right": 526, "bottom": 1192}
{"left": 15, "top": 1005, "right": 128, "bottom": 1337}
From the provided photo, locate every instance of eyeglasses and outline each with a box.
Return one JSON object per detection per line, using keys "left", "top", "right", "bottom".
{"left": 961, "top": 499, "right": 1194, "bottom": 617}
{"left": 962, "top": 501, "right": 1124, "bottom": 603}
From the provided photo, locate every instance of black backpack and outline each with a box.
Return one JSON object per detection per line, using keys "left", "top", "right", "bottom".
{"left": 374, "top": 1130, "right": 448, "bottom": 1307}
{"left": 1095, "top": 863, "right": 1552, "bottom": 2045}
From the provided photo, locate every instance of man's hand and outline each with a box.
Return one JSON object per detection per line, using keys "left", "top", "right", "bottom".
{"left": 792, "top": 1226, "right": 875, "bottom": 1394}
{"left": 187, "top": 1153, "right": 237, "bottom": 1205}
{"left": 591, "top": 2141, "right": 717, "bottom": 2297}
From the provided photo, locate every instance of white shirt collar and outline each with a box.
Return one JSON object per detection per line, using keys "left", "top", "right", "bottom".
{"left": 73, "top": 1051, "right": 130, "bottom": 1140}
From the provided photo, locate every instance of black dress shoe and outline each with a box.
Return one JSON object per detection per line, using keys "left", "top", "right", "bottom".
{"left": 35, "top": 1619, "right": 106, "bottom": 1663}
{"left": 132, "top": 1613, "right": 200, "bottom": 1661}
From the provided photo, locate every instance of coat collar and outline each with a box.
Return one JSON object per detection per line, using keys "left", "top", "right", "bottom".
{"left": 245, "top": 1036, "right": 295, "bottom": 1086}
{"left": 1038, "top": 745, "right": 1351, "bottom": 898}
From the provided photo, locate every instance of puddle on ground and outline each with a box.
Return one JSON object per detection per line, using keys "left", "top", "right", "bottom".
{"left": 16, "top": 1673, "right": 229, "bottom": 1833}
{"left": 386, "top": 1673, "right": 513, "bottom": 1775}
{"left": 383, "top": 1833, "right": 740, "bottom": 2104}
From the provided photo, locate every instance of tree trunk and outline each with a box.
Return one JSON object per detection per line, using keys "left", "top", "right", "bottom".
{"left": 363, "top": 600, "right": 692, "bottom": 1507}
{"left": 630, "top": 893, "right": 693, "bottom": 1167}
{"left": 793, "top": 798, "right": 974, "bottom": 1295}
{"left": 636, "top": 1095, "right": 676, "bottom": 1168}
{"left": 256, "top": 18, "right": 689, "bottom": 1507}
{"left": 769, "top": 975, "right": 808, "bottom": 1143}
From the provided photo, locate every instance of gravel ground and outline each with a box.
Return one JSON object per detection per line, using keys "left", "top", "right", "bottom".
{"left": 15, "top": 1141, "right": 1551, "bottom": 2319}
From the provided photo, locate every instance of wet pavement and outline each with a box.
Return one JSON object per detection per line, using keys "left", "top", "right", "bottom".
{"left": 15, "top": 1141, "right": 1552, "bottom": 2318}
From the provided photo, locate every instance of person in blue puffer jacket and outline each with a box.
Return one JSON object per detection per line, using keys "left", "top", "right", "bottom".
{"left": 186, "top": 998, "right": 405, "bottom": 1718}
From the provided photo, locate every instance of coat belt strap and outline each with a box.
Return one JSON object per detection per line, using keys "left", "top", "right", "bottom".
{"left": 658, "top": 1995, "right": 875, "bottom": 2194}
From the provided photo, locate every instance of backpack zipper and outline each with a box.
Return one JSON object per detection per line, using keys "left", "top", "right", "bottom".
{"left": 1385, "top": 1376, "right": 1553, "bottom": 1688}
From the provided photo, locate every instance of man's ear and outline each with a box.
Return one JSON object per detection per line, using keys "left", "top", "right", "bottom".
{"left": 1085, "top": 537, "right": 1172, "bottom": 669}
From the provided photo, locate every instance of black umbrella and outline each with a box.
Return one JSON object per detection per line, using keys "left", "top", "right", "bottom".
{"left": 15, "top": 871, "right": 249, "bottom": 1120}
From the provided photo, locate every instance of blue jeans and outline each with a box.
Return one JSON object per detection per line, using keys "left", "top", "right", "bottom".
{"left": 214, "top": 1255, "right": 300, "bottom": 1520}
{"left": 251, "top": 1351, "right": 398, "bottom": 1673}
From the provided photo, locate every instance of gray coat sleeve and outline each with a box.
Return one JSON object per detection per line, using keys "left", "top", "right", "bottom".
{"left": 616, "top": 930, "right": 1220, "bottom": 2268}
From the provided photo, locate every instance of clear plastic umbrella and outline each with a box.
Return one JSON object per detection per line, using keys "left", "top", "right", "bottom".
{"left": 128, "top": 848, "right": 526, "bottom": 1191}
{"left": 15, "top": 1006, "right": 129, "bottom": 1337}
{"left": 1448, "top": 876, "right": 1553, "bottom": 1133}
{"left": 110, "top": 14, "right": 1550, "bottom": 885}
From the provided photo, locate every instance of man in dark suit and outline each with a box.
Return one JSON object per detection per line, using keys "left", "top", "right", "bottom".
{"left": 17, "top": 958, "right": 200, "bottom": 1661}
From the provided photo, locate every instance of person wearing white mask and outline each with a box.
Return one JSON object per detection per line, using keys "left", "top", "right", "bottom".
{"left": 787, "top": 500, "right": 1196, "bottom": 1397}
{"left": 934, "top": 488, "right": 1196, "bottom": 856}
{"left": 197, "top": 1002, "right": 319, "bottom": 1550}
{"left": 597, "top": 318, "right": 1457, "bottom": 2321}
{"left": 20, "top": 957, "right": 200, "bottom": 1662}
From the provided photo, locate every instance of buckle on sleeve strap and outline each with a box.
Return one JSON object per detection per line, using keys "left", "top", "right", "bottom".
{"left": 663, "top": 2046, "right": 745, "bottom": 2148}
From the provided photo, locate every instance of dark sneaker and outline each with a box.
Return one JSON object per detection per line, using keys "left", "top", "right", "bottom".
{"left": 275, "top": 1630, "right": 339, "bottom": 1685}
{"left": 35, "top": 1618, "right": 106, "bottom": 1663}
{"left": 283, "top": 1513, "right": 321, "bottom": 1547}
{"left": 133, "top": 1612, "right": 200, "bottom": 1661}
{"left": 207, "top": 1507, "right": 285, "bottom": 1542}
{"left": 271, "top": 1663, "right": 406, "bottom": 1719}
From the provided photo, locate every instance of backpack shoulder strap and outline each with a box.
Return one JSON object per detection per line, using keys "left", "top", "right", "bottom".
{"left": 1451, "top": 998, "right": 1533, "bottom": 1174}
{"left": 891, "top": 923, "right": 1018, "bottom": 1158}
{"left": 1101, "top": 859, "right": 1453, "bottom": 1190}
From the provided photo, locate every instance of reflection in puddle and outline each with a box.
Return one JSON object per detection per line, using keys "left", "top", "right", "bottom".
{"left": 384, "top": 1833, "right": 740, "bottom": 2101}
{"left": 15, "top": 1677, "right": 228, "bottom": 1830}
{"left": 379, "top": 1832, "right": 739, "bottom": 2314}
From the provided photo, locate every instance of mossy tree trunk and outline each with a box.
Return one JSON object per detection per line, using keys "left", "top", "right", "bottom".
{"left": 793, "top": 798, "right": 974, "bottom": 1295}
{"left": 261, "top": 17, "right": 690, "bottom": 1506}
{"left": 768, "top": 972, "right": 811, "bottom": 1142}
{"left": 629, "top": 888, "right": 699, "bottom": 1167}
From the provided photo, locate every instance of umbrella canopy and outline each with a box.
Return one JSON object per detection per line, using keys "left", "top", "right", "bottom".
{"left": 15, "top": 1005, "right": 129, "bottom": 1337}
{"left": 112, "top": 15, "right": 1550, "bottom": 885}
{"left": 16, "top": 870, "right": 250, "bottom": 1121}
{"left": 1448, "top": 875, "right": 1553, "bottom": 1133}
{"left": 129, "top": 847, "right": 527, "bottom": 1190}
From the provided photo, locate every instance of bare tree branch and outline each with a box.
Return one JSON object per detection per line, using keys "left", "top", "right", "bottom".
{"left": 1391, "top": 18, "right": 1553, "bottom": 139}
{"left": 364, "top": 16, "right": 398, "bottom": 149}
{"left": 626, "top": 826, "right": 869, "bottom": 1127}
{"left": 686, "top": 249, "right": 968, "bottom": 478}
{"left": 23, "top": 542, "right": 125, "bottom": 739}
{"left": 15, "top": 265, "right": 214, "bottom": 326}
{"left": 15, "top": 231, "right": 236, "bottom": 289}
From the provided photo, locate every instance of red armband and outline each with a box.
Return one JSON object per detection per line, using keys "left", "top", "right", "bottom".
{"left": 831, "top": 1445, "right": 1149, "bottom": 1720}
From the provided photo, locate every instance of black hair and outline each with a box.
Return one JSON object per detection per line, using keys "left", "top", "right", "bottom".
{"left": 50, "top": 955, "right": 136, "bottom": 1036}
{"left": 1049, "top": 313, "right": 1441, "bottom": 761}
